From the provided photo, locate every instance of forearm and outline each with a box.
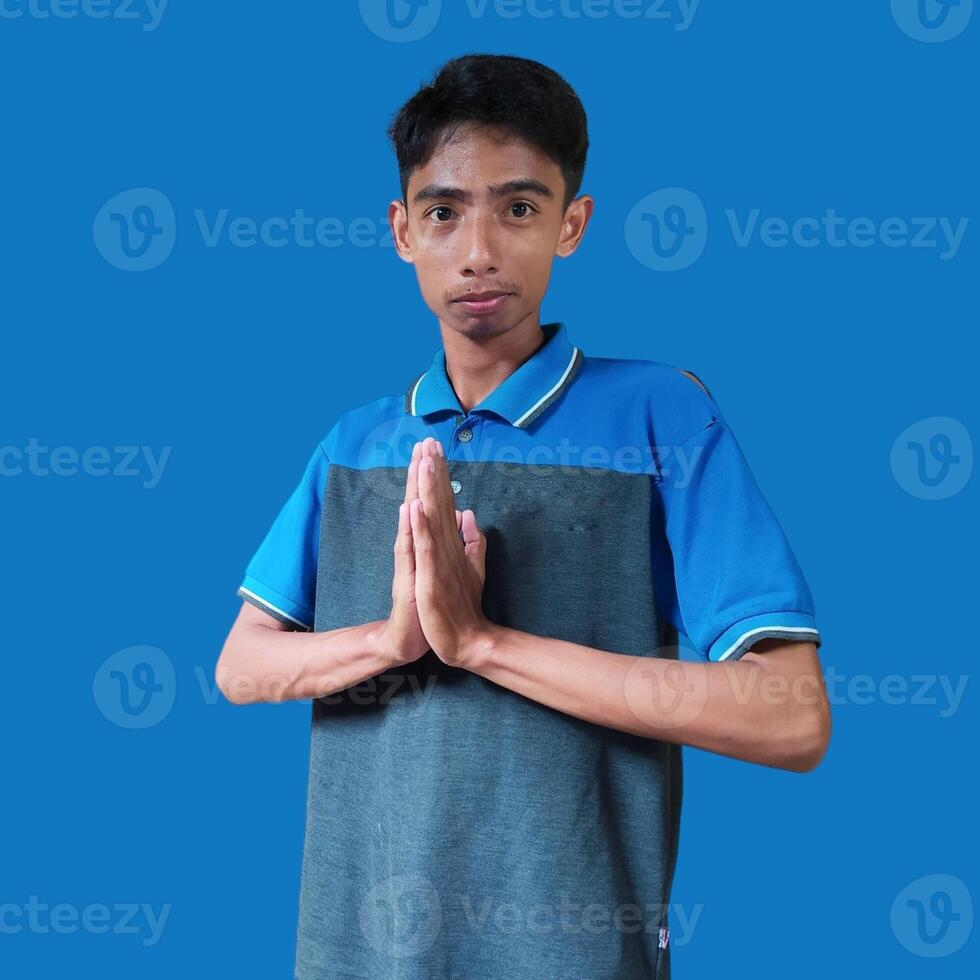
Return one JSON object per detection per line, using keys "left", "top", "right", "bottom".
{"left": 464, "top": 625, "right": 829, "bottom": 772}
{"left": 216, "top": 617, "right": 397, "bottom": 705}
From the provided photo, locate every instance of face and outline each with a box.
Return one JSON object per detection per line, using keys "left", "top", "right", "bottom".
{"left": 390, "top": 124, "right": 593, "bottom": 342}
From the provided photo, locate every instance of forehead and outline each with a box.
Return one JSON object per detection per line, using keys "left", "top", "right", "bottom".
{"left": 408, "top": 125, "right": 562, "bottom": 193}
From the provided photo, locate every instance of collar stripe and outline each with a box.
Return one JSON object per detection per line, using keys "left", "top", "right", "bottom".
{"left": 406, "top": 372, "right": 425, "bottom": 416}
{"left": 513, "top": 347, "right": 583, "bottom": 429}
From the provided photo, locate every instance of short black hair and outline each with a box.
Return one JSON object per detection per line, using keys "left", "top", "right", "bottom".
{"left": 387, "top": 54, "right": 589, "bottom": 212}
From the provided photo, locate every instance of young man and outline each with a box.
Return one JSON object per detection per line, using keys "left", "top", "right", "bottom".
{"left": 217, "top": 54, "right": 830, "bottom": 980}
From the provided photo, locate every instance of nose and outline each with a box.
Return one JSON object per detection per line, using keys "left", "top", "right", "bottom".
{"left": 460, "top": 211, "right": 499, "bottom": 278}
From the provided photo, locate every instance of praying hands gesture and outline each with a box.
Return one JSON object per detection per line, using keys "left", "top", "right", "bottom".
{"left": 378, "top": 437, "right": 491, "bottom": 668}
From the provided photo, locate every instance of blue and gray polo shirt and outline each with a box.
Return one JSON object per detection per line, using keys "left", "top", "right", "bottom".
{"left": 237, "top": 321, "right": 821, "bottom": 979}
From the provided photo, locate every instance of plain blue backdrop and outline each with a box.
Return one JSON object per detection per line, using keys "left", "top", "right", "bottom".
{"left": 1, "top": 1, "right": 976, "bottom": 976}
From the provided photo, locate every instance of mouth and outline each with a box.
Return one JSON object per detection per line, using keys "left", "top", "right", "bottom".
{"left": 452, "top": 291, "right": 513, "bottom": 315}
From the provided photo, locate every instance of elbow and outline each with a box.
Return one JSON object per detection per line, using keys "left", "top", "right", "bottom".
{"left": 784, "top": 698, "right": 832, "bottom": 773}
{"left": 215, "top": 648, "right": 255, "bottom": 706}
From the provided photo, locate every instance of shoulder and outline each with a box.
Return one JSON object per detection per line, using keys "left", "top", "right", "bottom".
{"left": 317, "top": 394, "right": 407, "bottom": 465}
{"left": 578, "top": 352, "right": 722, "bottom": 445}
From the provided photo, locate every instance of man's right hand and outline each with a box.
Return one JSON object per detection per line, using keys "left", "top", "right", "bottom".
{"left": 378, "top": 438, "right": 459, "bottom": 667}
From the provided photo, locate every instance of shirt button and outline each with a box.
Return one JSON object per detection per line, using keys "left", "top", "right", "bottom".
{"left": 457, "top": 427, "right": 473, "bottom": 443}
{"left": 450, "top": 480, "right": 462, "bottom": 494}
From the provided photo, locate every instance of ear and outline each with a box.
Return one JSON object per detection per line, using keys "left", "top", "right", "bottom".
{"left": 555, "top": 194, "right": 594, "bottom": 259}
{"left": 389, "top": 199, "right": 414, "bottom": 265}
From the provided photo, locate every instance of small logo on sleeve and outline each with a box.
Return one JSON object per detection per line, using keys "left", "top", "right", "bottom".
{"left": 659, "top": 926, "right": 670, "bottom": 949}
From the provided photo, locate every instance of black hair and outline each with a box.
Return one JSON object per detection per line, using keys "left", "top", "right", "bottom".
{"left": 387, "top": 54, "right": 589, "bottom": 211}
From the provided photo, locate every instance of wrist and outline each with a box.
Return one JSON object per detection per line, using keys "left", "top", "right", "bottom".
{"left": 372, "top": 616, "right": 427, "bottom": 669}
{"left": 369, "top": 618, "right": 404, "bottom": 669}
{"left": 458, "top": 619, "right": 500, "bottom": 672}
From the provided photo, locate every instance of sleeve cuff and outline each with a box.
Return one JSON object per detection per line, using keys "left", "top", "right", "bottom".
{"left": 708, "top": 611, "right": 821, "bottom": 662}
{"left": 236, "top": 576, "right": 313, "bottom": 631}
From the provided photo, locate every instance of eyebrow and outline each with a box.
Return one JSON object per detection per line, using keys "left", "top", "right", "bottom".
{"left": 411, "top": 178, "right": 555, "bottom": 207}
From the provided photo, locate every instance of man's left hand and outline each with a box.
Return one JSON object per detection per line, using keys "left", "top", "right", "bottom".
{"left": 408, "top": 437, "right": 491, "bottom": 667}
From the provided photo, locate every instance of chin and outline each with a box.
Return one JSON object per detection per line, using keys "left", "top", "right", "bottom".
{"left": 448, "top": 311, "right": 509, "bottom": 338}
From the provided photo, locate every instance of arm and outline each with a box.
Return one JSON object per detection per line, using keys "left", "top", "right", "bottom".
{"left": 215, "top": 602, "right": 397, "bottom": 705}
{"left": 218, "top": 438, "right": 447, "bottom": 705}
{"left": 408, "top": 438, "right": 830, "bottom": 774}
{"left": 459, "top": 628, "right": 831, "bottom": 772}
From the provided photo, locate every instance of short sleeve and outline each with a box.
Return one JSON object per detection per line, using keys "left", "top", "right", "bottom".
{"left": 655, "top": 410, "right": 822, "bottom": 662}
{"left": 236, "top": 442, "right": 329, "bottom": 631}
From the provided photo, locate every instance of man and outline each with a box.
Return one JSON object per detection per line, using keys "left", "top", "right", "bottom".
{"left": 217, "top": 53, "right": 830, "bottom": 980}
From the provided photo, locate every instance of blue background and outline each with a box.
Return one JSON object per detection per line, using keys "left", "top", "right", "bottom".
{"left": 1, "top": 1, "right": 976, "bottom": 976}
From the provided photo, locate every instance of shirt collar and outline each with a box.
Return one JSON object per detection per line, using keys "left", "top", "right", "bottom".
{"left": 405, "top": 321, "right": 584, "bottom": 430}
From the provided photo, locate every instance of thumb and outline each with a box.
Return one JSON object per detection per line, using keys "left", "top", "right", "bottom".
{"left": 460, "top": 509, "right": 486, "bottom": 575}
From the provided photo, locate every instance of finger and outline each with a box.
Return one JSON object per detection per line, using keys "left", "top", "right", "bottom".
{"left": 455, "top": 508, "right": 463, "bottom": 533}
{"left": 395, "top": 493, "right": 415, "bottom": 545}
{"left": 409, "top": 497, "right": 434, "bottom": 570}
{"left": 412, "top": 437, "right": 440, "bottom": 504}
{"left": 420, "top": 448, "right": 457, "bottom": 548}
{"left": 404, "top": 440, "right": 422, "bottom": 504}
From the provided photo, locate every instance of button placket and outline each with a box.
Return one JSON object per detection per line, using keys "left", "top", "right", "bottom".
{"left": 448, "top": 413, "right": 481, "bottom": 501}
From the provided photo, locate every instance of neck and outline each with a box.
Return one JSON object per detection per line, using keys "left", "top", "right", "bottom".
{"left": 437, "top": 311, "right": 547, "bottom": 414}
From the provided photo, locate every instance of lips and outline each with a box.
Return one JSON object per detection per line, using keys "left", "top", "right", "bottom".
{"left": 453, "top": 290, "right": 513, "bottom": 315}
{"left": 454, "top": 291, "right": 510, "bottom": 302}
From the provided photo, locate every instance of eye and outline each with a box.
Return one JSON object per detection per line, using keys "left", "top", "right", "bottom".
{"left": 425, "top": 205, "right": 456, "bottom": 223}
{"left": 509, "top": 201, "right": 536, "bottom": 219}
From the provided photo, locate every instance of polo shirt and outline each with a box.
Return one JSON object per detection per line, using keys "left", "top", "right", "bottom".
{"left": 237, "top": 320, "right": 822, "bottom": 979}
